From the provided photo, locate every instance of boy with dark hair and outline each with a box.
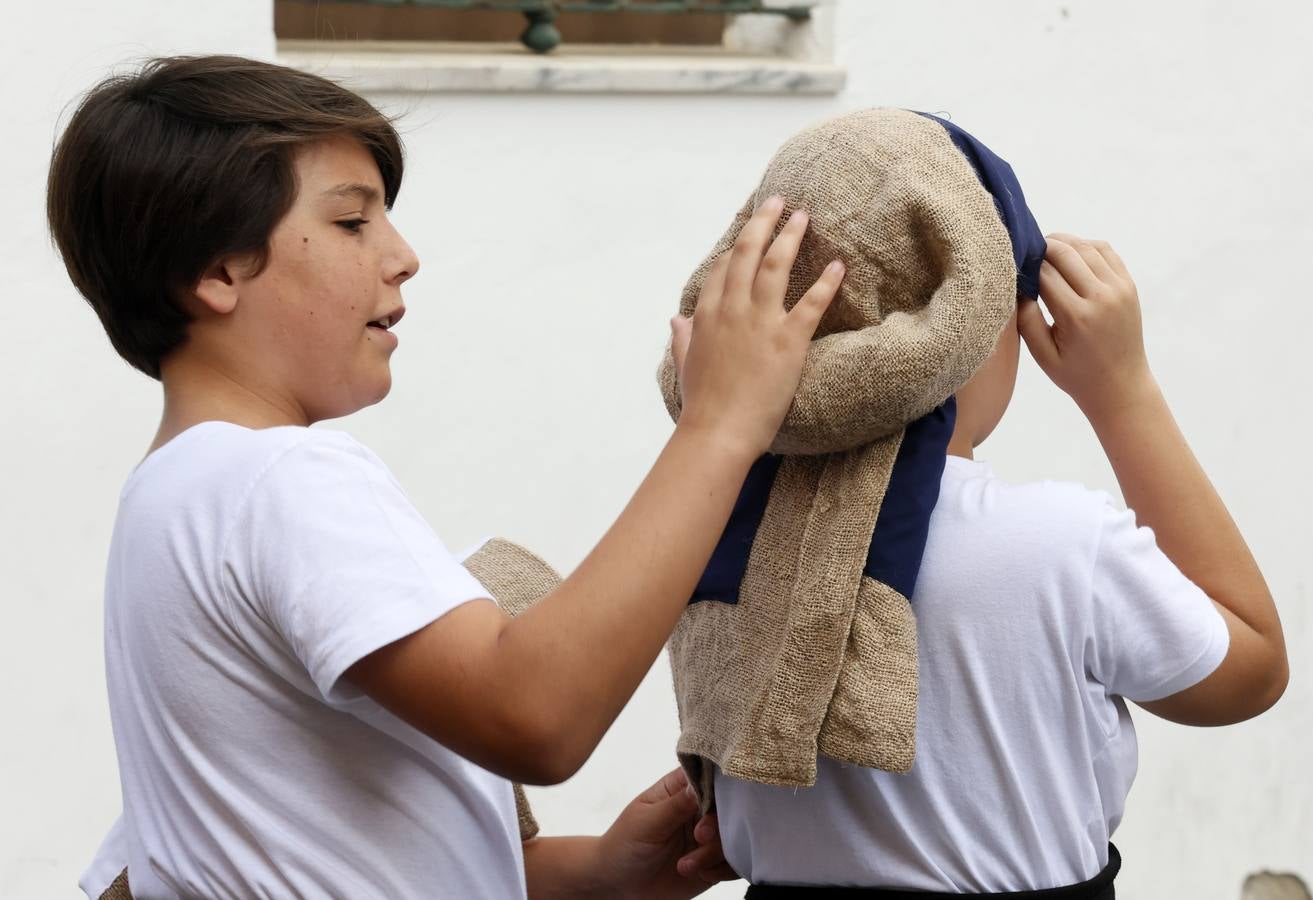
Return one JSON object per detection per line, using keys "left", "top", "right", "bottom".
{"left": 49, "top": 55, "right": 846, "bottom": 898}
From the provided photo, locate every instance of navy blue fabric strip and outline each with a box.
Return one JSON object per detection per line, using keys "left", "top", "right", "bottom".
{"left": 690, "top": 453, "right": 783, "bottom": 605}
{"left": 689, "top": 113, "right": 1034, "bottom": 609}
{"left": 916, "top": 112, "right": 1047, "bottom": 300}
{"left": 689, "top": 398, "right": 954, "bottom": 607}
{"left": 863, "top": 398, "right": 956, "bottom": 598}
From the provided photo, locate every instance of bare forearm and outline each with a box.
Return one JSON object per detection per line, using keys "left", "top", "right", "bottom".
{"left": 1083, "top": 377, "right": 1278, "bottom": 638}
{"left": 523, "top": 837, "right": 608, "bottom": 900}
{"left": 500, "top": 423, "right": 754, "bottom": 767}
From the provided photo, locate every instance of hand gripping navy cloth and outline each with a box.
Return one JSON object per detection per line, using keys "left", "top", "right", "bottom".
{"left": 656, "top": 108, "right": 1045, "bottom": 806}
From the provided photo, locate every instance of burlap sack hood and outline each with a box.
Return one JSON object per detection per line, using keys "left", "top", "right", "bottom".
{"left": 656, "top": 107, "right": 1043, "bottom": 808}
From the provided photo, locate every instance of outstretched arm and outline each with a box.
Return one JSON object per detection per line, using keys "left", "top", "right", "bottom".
{"left": 347, "top": 200, "right": 847, "bottom": 782}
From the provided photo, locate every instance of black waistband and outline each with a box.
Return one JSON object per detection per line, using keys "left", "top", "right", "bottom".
{"left": 745, "top": 844, "right": 1120, "bottom": 900}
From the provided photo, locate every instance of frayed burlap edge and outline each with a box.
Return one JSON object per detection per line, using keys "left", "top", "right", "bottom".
{"left": 817, "top": 577, "right": 918, "bottom": 768}
{"left": 670, "top": 436, "right": 915, "bottom": 812}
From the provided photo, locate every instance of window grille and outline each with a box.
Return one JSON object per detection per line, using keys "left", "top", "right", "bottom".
{"left": 275, "top": 0, "right": 814, "bottom": 53}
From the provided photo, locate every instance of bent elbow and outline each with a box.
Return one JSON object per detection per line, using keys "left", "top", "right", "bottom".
{"left": 1222, "top": 647, "right": 1290, "bottom": 725}
{"left": 516, "top": 749, "right": 586, "bottom": 787}
{"left": 1252, "top": 653, "right": 1290, "bottom": 718}
{"left": 497, "top": 709, "right": 591, "bottom": 786}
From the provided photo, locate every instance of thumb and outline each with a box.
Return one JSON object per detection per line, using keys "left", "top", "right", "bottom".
{"left": 1017, "top": 297, "right": 1058, "bottom": 372}
{"left": 626, "top": 768, "right": 699, "bottom": 843}
{"left": 670, "top": 315, "right": 693, "bottom": 384}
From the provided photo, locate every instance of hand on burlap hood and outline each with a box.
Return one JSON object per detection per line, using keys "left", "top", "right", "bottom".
{"left": 658, "top": 108, "right": 1036, "bottom": 808}
{"left": 658, "top": 108, "right": 1017, "bottom": 454}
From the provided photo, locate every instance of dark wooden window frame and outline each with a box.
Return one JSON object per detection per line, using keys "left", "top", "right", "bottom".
{"left": 275, "top": 2, "right": 732, "bottom": 48}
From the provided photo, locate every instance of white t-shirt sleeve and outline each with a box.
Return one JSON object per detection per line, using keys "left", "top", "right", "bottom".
{"left": 78, "top": 814, "right": 127, "bottom": 899}
{"left": 228, "top": 433, "right": 492, "bottom": 703}
{"left": 1086, "top": 498, "right": 1230, "bottom": 702}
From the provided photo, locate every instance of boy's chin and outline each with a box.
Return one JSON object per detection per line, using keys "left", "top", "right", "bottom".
{"left": 308, "top": 373, "right": 392, "bottom": 423}
{"left": 357, "top": 374, "right": 394, "bottom": 413}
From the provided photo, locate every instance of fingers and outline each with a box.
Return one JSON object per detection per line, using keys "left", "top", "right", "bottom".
{"left": 1037, "top": 259, "right": 1083, "bottom": 327}
{"left": 682, "top": 859, "right": 738, "bottom": 884}
{"left": 679, "top": 812, "right": 736, "bottom": 883}
{"left": 788, "top": 259, "right": 845, "bottom": 333}
{"left": 657, "top": 766, "right": 690, "bottom": 799}
{"left": 617, "top": 768, "right": 697, "bottom": 845}
{"left": 693, "top": 813, "right": 717, "bottom": 845}
{"left": 636, "top": 786, "right": 699, "bottom": 845}
{"left": 721, "top": 196, "right": 786, "bottom": 308}
{"left": 1048, "top": 232, "right": 1117, "bottom": 285}
{"left": 1092, "top": 240, "right": 1131, "bottom": 281}
{"left": 634, "top": 767, "right": 691, "bottom": 807}
{"left": 1044, "top": 237, "right": 1106, "bottom": 299}
{"left": 1017, "top": 297, "right": 1058, "bottom": 370}
{"left": 752, "top": 208, "right": 810, "bottom": 307}
{"left": 694, "top": 251, "right": 732, "bottom": 316}
{"left": 676, "top": 839, "right": 736, "bottom": 883}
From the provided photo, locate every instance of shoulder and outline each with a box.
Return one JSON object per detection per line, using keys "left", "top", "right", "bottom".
{"left": 140, "top": 424, "right": 402, "bottom": 535}
{"left": 938, "top": 457, "right": 1116, "bottom": 551}
{"left": 134, "top": 422, "right": 371, "bottom": 488}
{"left": 224, "top": 428, "right": 413, "bottom": 534}
{"left": 238, "top": 426, "right": 388, "bottom": 491}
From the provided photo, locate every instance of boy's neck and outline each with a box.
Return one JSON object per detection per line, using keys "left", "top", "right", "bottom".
{"left": 945, "top": 439, "right": 974, "bottom": 461}
{"left": 149, "top": 354, "right": 308, "bottom": 456}
{"left": 945, "top": 419, "right": 975, "bottom": 461}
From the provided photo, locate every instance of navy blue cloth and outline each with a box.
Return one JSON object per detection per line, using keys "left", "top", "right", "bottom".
{"left": 690, "top": 400, "right": 954, "bottom": 607}
{"left": 864, "top": 398, "right": 955, "bottom": 598}
{"left": 691, "top": 454, "right": 783, "bottom": 604}
{"left": 917, "top": 111, "right": 1047, "bottom": 300}
{"left": 690, "top": 114, "right": 1039, "bottom": 609}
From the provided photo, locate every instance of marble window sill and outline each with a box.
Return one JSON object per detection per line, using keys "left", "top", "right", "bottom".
{"left": 277, "top": 40, "right": 846, "bottom": 95}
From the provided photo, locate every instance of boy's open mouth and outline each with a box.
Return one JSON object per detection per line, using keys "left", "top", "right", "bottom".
{"left": 367, "top": 306, "right": 405, "bottom": 332}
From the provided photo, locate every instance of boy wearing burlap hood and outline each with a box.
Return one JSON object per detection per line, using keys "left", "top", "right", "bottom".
{"left": 660, "top": 108, "right": 1287, "bottom": 897}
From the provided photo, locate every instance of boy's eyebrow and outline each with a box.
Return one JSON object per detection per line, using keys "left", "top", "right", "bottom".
{"left": 320, "top": 182, "right": 380, "bottom": 204}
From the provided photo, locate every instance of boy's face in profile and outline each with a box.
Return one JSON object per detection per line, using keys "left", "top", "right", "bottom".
{"left": 194, "top": 135, "right": 419, "bottom": 424}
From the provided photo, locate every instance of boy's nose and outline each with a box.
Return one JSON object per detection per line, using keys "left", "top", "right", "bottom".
{"left": 388, "top": 234, "right": 420, "bottom": 286}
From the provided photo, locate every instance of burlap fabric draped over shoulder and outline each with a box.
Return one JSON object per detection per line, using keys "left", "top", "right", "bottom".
{"left": 657, "top": 108, "right": 1019, "bottom": 807}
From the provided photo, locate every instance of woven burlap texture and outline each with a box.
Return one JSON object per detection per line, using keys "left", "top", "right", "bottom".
{"left": 463, "top": 537, "right": 565, "bottom": 842}
{"left": 658, "top": 108, "right": 1016, "bottom": 800}
{"left": 98, "top": 539, "right": 561, "bottom": 900}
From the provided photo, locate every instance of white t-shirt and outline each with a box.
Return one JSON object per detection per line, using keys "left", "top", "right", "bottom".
{"left": 714, "top": 456, "right": 1229, "bottom": 892}
{"left": 79, "top": 422, "right": 524, "bottom": 900}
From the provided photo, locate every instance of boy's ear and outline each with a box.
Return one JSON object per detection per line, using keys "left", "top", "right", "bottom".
{"left": 192, "top": 258, "right": 246, "bottom": 316}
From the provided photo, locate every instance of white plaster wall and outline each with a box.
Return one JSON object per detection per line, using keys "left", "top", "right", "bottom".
{"left": 2, "top": 2, "right": 1309, "bottom": 897}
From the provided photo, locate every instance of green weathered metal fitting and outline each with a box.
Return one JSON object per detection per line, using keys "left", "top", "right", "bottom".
{"left": 352, "top": 0, "right": 815, "bottom": 52}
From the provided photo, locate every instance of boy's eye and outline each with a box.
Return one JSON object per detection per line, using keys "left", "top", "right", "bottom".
{"left": 337, "top": 218, "right": 369, "bottom": 234}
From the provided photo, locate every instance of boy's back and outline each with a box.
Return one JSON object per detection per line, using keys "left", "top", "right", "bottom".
{"left": 100, "top": 423, "right": 523, "bottom": 898}
{"left": 715, "top": 456, "right": 1229, "bottom": 891}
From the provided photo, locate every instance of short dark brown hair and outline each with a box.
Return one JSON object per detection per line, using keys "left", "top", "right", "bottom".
{"left": 47, "top": 55, "right": 405, "bottom": 379}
